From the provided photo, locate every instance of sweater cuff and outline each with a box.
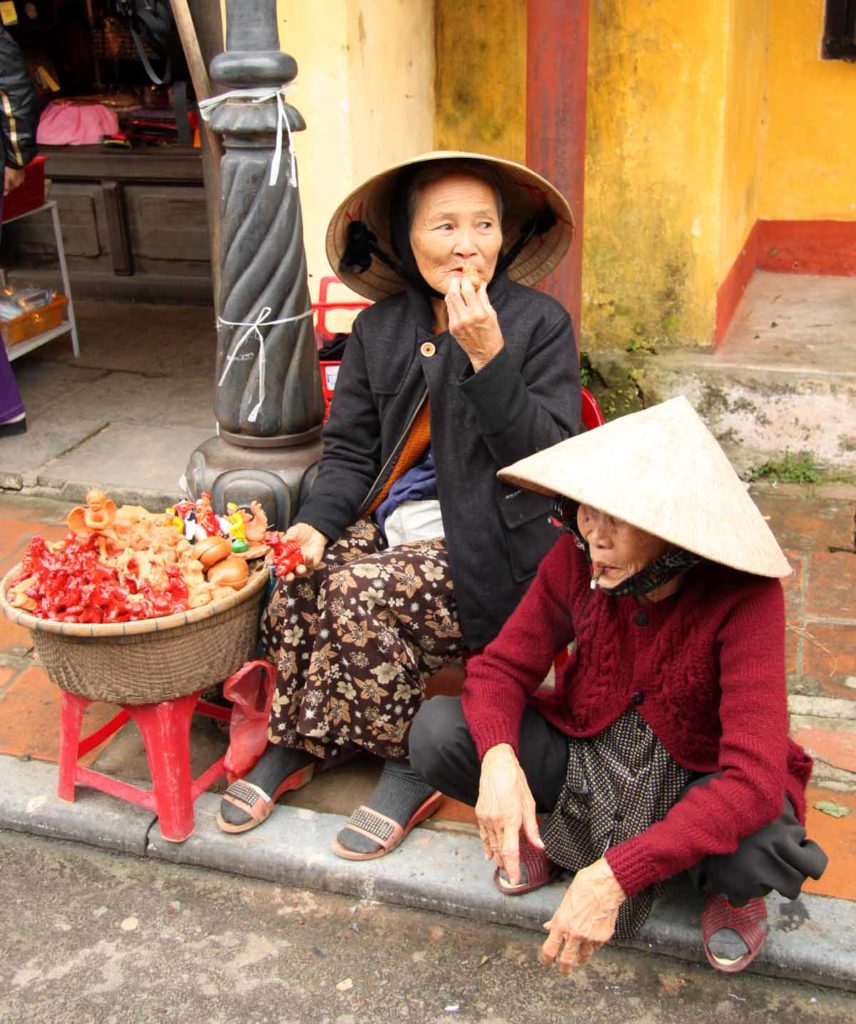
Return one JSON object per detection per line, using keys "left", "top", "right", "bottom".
{"left": 604, "top": 839, "right": 655, "bottom": 898}
{"left": 470, "top": 722, "right": 521, "bottom": 761}
{"left": 458, "top": 346, "right": 526, "bottom": 437}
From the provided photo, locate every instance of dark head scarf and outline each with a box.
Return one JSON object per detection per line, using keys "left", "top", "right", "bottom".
{"left": 388, "top": 167, "right": 444, "bottom": 299}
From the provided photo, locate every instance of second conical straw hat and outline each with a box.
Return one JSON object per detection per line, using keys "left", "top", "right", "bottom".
{"left": 498, "top": 396, "right": 791, "bottom": 578}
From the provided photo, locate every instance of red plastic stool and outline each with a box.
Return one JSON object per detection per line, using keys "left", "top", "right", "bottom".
{"left": 58, "top": 689, "right": 232, "bottom": 842}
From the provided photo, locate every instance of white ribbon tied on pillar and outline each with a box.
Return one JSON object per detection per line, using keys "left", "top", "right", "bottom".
{"left": 198, "top": 84, "right": 298, "bottom": 187}
{"left": 217, "top": 307, "right": 314, "bottom": 422}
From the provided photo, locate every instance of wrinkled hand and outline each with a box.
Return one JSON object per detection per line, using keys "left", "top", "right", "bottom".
{"left": 4, "top": 166, "right": 24, "bottom": 196}
{"left": 540, "top": 858, "right": 625, "bottom": 975}
{"left": 281, "top": 522, "right": 328, "bottom": 578}
{"left": 476, "top": 743, "right": 543, "bottom": 886}
{"left": 445, "top": 275, "right": 504, "bottom": 372}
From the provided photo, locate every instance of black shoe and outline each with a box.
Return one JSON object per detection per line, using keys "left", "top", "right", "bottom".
{"left": 0, "top": 416, "right": 26, "bottom": 437}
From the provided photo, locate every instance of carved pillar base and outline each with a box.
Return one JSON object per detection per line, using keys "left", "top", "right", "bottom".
{"left": 184, "top": 435, "right": 323, "bottom": 530}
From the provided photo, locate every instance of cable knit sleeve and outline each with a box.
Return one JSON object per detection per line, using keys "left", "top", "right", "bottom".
{"left": 605, "top": 577, "right": 789, "bottom": 897}
{"left": 462, "top": 535, "right": 578, "bottom": 759}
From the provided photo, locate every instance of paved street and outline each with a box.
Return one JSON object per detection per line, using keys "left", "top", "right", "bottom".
{"left": 1, "top": 830, "right": 853, "bottom": 1024}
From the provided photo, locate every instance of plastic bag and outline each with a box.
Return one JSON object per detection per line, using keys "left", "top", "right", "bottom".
{"left": 221, "top": 659, "right": 276, "bottom": 784}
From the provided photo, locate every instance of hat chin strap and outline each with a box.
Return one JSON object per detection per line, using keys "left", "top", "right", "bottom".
{"left": 495, "top": 206, "right": 557, "bottom": 277}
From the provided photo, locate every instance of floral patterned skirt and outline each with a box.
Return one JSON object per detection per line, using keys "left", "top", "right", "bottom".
{"left": 261, "top": 519, "right": 466, "bottom": 761}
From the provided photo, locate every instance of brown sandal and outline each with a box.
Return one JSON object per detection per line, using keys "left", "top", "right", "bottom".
{"left": 331, "top": 791, "right": 443, "bottom": 861}
{"left": 216, "top": 763, "right": 315, "bottom": 834}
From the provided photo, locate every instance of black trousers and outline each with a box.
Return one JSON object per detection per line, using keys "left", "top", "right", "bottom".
{"left": 409, "top": 696, "right": 828, "bottom": 905}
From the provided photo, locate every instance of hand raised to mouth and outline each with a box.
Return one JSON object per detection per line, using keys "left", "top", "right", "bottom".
{"left": 461, "top": 263, "right": 482, "bottom": 289}
{"left": 445, "top": 271, "right": 504, "bottom": 373}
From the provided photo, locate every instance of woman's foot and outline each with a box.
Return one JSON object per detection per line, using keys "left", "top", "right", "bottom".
{"left": 332, "top": 760, "right": 441, "bottom": 859}
{"left": 701, "top": 894, "right": 768, "bottom": 973}
{"left": 217, "top": 743, "right": 317, "bottom": 833}
{"left": 494, "top": 836, "right": 562, "bottom": 895}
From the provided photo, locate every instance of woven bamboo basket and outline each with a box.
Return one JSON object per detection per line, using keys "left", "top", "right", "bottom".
{"left": 0, "top": 563, "right": 270, "bottom": 705}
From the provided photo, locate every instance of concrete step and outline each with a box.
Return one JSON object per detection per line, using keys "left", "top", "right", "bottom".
{"left": 586, "top": 271, "right": 856, "bottom": 478}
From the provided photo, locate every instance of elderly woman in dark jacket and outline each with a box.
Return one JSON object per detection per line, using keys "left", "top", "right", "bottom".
{"left": 218, "top": 151, "right": 580, "bottom": 857}
{"left": 410, "top": 397, "right": 827, "bottom": 975}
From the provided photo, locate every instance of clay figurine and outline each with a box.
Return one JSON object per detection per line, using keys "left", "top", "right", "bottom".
{"left": 67, "top": 489, "right": 119, "bottom": 555}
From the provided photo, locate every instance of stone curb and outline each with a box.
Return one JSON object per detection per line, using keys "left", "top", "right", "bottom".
{"left": 1, "top": 756, "right": 853, "bottom": 992}
{"left": 0, "top": 757, "right": 155, "bottom": 856}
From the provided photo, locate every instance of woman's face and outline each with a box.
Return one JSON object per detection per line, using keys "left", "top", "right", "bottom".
{"left": 576, "top": 504, "right": 672, "bottom": 590}
{"left": 408, "top": 173, "right": 503, "bottom": 295}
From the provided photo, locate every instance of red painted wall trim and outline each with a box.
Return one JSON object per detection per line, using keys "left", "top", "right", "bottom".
{"left": 757, "top": 220, "right": 856, "bottom": 276}
{"left": 526, "top": 0, "right": 590, "bottom": 339}
{"left": 715, "top": 221, "right": 759, "bottom": 345}
{"left": 716, "top": 219, "right": 856, "bottom": 344}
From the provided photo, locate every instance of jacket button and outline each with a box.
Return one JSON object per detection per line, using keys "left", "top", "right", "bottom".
{"left": 420, "top": 341, "right": 436, "bottom": 358}
{"left": 634, "top": 611, "right": 649, "bottom": 626}
{"left": 631, "top": 691, "right": 645, "bottom": 706}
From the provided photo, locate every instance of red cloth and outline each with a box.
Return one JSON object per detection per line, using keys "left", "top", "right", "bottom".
{"left": 461, "top": 536, "right": 812, "bottom": 898}
{"left": 37, "top": 102, "right": 119, "bottom": 146}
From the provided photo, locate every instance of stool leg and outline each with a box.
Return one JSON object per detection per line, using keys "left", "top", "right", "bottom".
{"left": 58, "top": 691, "right": 89, "bottom": 802}
{"left": 129, "top": 693, "right": 199, "bottom": 843}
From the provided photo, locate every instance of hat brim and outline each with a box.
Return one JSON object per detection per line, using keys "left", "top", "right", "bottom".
{"left": 498, "top": 397, "right": 793, "bottom": 579}
{"left": 325, "top": 150, "right": 575, "bottom": 302}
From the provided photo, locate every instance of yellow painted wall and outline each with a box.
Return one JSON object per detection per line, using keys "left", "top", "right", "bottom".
{"left": 582, "top": 1, "right": 729, "bottom": 349}
{"left": 760, "top": 0, "right": 856, "bottom": 221}
{"left": 345, "top": 1, "right": 436, "bottom": 185}
{"left": 719, "top": 0, "right": 769, "bottom": 280}
{"left": 433, "top": 1, "right": 730, "bottom": 347}
{"left": 434, "top": 0, "right": 526, "bottom": 161}
{"left": 273, "top": 1, "right": 435, "bottom": 300}
{"left": 223, "top": 0, "right": 855, "bottom": 348}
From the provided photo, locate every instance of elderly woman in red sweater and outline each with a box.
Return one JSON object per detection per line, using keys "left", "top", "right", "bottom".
{"left": 409, "top": 396, "right": 826, "bottom": 975}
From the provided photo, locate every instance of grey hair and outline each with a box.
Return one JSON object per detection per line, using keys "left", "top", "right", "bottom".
{"left": 405, "top": 160, "right": 505, "bottom": 229}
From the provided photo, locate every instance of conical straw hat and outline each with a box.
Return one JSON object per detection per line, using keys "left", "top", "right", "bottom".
{"left": 499, "top": 396, "right": 791, "bottom": 578}
{"left": 326, "top": 150, "right": 574, "bottom": 302}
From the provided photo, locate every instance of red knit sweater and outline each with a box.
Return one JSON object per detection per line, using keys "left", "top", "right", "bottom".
{"left": 461, "top": 535, "right": 812, "bottom": 898}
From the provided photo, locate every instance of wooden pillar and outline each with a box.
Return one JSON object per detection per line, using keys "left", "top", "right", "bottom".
{"left": 174, "top": 0, "right": 224, "bottom": 308}
{"left": 526, "top": 0, "right": 589, "bottom": 337}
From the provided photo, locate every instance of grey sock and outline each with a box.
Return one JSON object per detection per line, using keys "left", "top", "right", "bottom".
{"left": 336, "top": 760, "right": 436, "bottom": 855}
{"left": 219, "top": 743, "right": 315, "bottom": 826}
